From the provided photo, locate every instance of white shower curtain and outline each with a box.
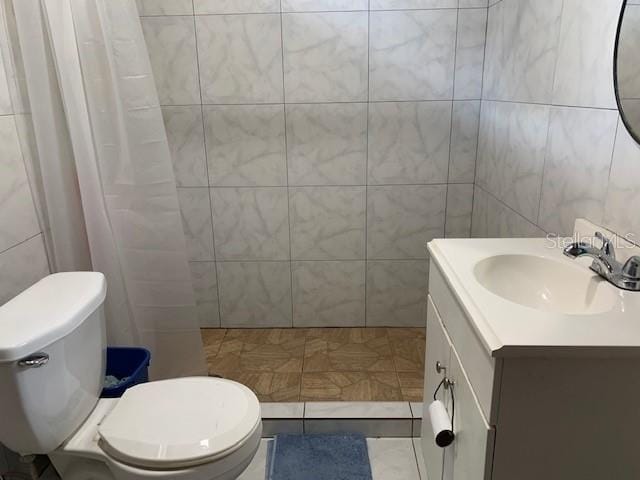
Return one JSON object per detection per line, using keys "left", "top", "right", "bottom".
{"left": 10, "top": 0, "right": 207, "bottom": 379}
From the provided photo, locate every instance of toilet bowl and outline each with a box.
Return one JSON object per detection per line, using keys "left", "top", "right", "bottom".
{"left": 0, "top": 273, "right": 262, "bottom": 480}
{"left": 51, "top": 378, "right": 262, "bottom": 480}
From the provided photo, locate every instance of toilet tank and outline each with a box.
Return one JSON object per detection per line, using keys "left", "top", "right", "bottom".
{"left": 0, "top": 272, "right": 107, "bottom": 455}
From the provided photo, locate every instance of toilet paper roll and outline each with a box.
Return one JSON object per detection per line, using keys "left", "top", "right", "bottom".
{"left": 428, "top": 400, "right": 455, "bottom": 448}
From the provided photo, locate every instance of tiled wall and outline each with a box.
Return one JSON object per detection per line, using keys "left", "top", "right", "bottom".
{"left": 0, "top": 1, "right": 50, "bottom": 306}
{"left": 473, "top": 0, "right": 640, "bottom": 245}
{"left": 138, "top": 0, "right": 488, "bottom": 328}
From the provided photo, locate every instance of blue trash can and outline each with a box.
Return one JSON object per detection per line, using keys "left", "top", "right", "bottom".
{"left": 101, "top": 347, "right": 151, "bottom": 398}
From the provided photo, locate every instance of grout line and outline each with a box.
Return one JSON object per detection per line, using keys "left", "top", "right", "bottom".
{"left": 603, "top": 116, "right": 621, "bottom": 216}
{"left": 480, "top": 97, "right": 618, "bottom": 112}
{"left": 142, "top": 7, "right": 473, "bottom": 18}
{"left": 278, "top": 0, "right": 295, "bottom": 329}
{"left": 411, "top": 438, "right": 424, "bottom": 479}
{"left": 533, "top": 0, "right": 566, "bottom": 228}
{"left": 476, "top": 184, "right": 549, "bottom": 235}
{"left": 159, "top": 99, "right": 481, "bottom": 107}
{"left": 199, "top": 258, "right": 430, "bottom": 264}
{"left": 0, "top": 232, "right": 42, "bottom": 256}
{"left": 364, "top": 0, "right": 371, "bottom": 327}
{"left": 471, "top": 1, "right": 489, "bottom": 238}
{"left": 443, "top": 6, "right": 461, "bottom": 238}
{"left": 534, "top": 105, "right": 554, "bottom": 227}
{"left": 186, "top": 182, "right": 457, "bottom": 188}
{"left": 191, "top": 9, "right": 224, "bottom": 327}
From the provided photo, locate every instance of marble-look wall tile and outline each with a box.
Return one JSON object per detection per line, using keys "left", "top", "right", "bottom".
{"left": 217, "top": 261, "right": 292, "bottom": 328}
{"left": 538, "top": 107, "right": 619, "bottom": 236}
{"left": 446, "top": 184, "right": 474, "bottom": 238}
{"left": 135, "top": 0, "right": 489, "bottom": 329}
{"left": 366, "top": 260, "right": 428, "bottom": 327}
{"left": 551, "top": 0, "right": 619, "bottom": 109}
{"left": 282, "top": 12, "right": 368, "bottom": 103}
{"left": 368, "top": 101, "right": 451, "bottom": 185}
{"left": 370, "top": 0, "right": 457, "bottom": 10}
{"left": 604, "top": 118, "right": 640, "bottom": 242}
{"left": 289, "top": 186, "right": 366, "bottom": 260}
{"left": 367, "top": 185, "right": 446, "bottom": 259}
{"left": 449, "top": 100, "right": 480, "bottom": 183}
{"left": 282, "top": 0, "right": 368, "bottom": 11}
{"left": 471, "top": 186, "right": 546, "bottom": 238}
{"left": 193, "top": 0, "right": 279, "bottom": 14}
{"left": 211, "top": 187, "right": 290, "bottom": 260}
{"left": 476, "top": 100, "right": 550, "bottom": 223}
{"left": 370, "top": 10, "right": 457, "bottom": 102}
{"left": 291, "top": 261, "right": 365, "bottom": 327}
{"left": 205, "top": 105, "right": 287, "bottom": 186}
{"left": 162, "top": 106, "right": 207, "bottom": 187}
{"left": 460, "top": 0, "right": 489, "bottom": 7}
{"left": 177, "top": 188, "right": 215, "bottom": 261}
{"left": 455, "top": 8, "right": 487, "bottom": 100}
{"left": 141, "top": 16, "right": 200, "bottom": 105}
{"left": 0, "top": 234, "right": 49, "bottom": 305}
{"left": 286, "top": 103, "right": 367, "bottom": 186}
{"left": 189, "top": 262, "right": 220, "bottom": 327}
{"left": 1, "top": 1, "right": 28, "bottom": 116}
{"left": 483, "top": 0, "right": 563, "bottom": 103}
{"left": 196, "top": 14, "right": 283, "bottom": 104}
{"left": 0, "top": 36, "right": 12, "bottom": 115}
{"left": 136, "top": 0, "right": 193, "bottom": 15}
{"left": 0, "top": 116, "right": 40, "bottom": 253}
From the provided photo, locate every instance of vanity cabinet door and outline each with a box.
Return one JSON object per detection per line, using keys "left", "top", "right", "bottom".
{"left": 421, "top": 296, "right": 453, "bottom": 480}
{"left": 443, "top": 348, "right": 495, "bottom": 480}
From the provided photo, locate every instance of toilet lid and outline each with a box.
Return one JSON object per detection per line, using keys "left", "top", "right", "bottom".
{"left": 98, "top": 377, "right": 261, "bottom": 469}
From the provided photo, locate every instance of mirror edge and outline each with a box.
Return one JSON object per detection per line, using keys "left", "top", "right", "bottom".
{"left": 614, "top": 0, "right": 640, "bottom": 145}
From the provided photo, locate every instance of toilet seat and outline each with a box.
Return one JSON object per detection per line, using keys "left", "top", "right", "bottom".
{"left": 97, "top": 377, "right": 261, "bottom": 469}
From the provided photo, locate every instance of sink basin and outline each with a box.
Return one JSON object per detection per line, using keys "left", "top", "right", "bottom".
{"left": 473, "top": 254, "right": 618, "bottom": 315}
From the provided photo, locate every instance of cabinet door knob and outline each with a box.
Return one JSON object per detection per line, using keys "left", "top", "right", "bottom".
{"left": 436, "top": 361, "right": 446, "bottom": 374}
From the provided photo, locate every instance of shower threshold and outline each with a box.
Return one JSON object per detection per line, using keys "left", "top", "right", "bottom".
{"left": 259, "top": 401, "right": 422, "bottom": 438}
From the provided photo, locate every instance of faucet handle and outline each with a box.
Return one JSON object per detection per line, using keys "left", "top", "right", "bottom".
{"left": 595, "top": 231, "right": 615, "bottom": 257}
{"left": 622, "top": 256, "right": 640, "bottom": 279}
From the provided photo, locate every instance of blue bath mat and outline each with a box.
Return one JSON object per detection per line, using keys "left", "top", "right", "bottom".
{"left": 266, "top": 434, "right": 372, "bottom": 480}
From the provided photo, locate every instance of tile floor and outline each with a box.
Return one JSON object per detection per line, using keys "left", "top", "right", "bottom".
{"left": 237, "top": 438, "right": 426, "bottom": 480}
{"left": 202, "top": 328, "right": 426, "bottom": 402}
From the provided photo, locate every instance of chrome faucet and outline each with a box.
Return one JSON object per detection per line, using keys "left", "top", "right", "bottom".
{"left": 563, "top": 231, "right": 640, "bottom": 291}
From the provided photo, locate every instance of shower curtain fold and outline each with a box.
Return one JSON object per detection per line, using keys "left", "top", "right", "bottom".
{"left": 12, "top": 0, "right": 207, "bottom": 379}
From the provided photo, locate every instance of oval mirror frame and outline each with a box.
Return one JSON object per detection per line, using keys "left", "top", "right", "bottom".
{"left": 615, "top": 0, "right": 640, "bottom": 145}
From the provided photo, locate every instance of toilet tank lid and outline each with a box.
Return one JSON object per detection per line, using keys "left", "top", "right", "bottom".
{"left": 0, "top": 272, "right": 107, "bottom": 362}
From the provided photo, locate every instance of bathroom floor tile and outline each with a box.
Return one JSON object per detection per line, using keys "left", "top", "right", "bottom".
{"left": 237, "top": 439, "right": 269, "bottom": 480}
{"left": 221, "top": 371, "right": 302, "bottom": 402}
{"left": 368, "top": 439, "right": 421, "bottom": 480}
{"left": 200, "top": 328, "right": 227, "bottom": 359}
{"left": 304, "top": 327, "right": 395, "bottom": 372}
{"left": 397, "top": 372, "right": 425, "bottom": 402}
{"left": 202, "top": 327, "right": 426, "bottom": 402}
{"left": 300, "top": 371, "right": 403, "bottom": 401}
{"left": 210, "top": 328, "right": 305, "bottom": 373}
{"left": 388, "top": 327, "right": 426, "bottom": 372}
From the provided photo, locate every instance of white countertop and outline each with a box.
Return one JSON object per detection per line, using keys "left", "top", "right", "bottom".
{"left": 428, "top": 237, "right": 640, "bottom": 358}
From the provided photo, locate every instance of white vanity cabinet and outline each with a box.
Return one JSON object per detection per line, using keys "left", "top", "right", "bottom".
{"left": 422, "top": 257, "right": 640, "bottom": 480}
{"left": 422, "top": 295, "right": 494, "bottom": 480}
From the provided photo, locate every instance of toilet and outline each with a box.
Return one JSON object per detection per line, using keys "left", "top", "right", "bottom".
{"left": 0, "top": 272, "right": 262, "bottom": 480}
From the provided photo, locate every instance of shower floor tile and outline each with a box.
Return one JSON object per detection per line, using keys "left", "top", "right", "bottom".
{"left": 202, "top": 327, "right": 425, "bottom": 402}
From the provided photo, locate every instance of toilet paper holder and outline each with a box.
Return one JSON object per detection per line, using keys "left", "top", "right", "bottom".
{"left": 429, "top": 376, "right": 456, "bottom": 448}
